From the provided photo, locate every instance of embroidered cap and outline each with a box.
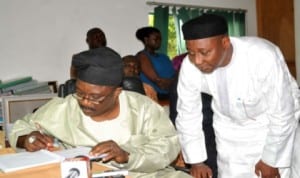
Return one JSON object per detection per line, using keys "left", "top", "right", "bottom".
{"left": 182, "top": 14, "right": 228, "bottom": 40}
{"left": 72, "top": 47, "right": 123, "bottom": 86}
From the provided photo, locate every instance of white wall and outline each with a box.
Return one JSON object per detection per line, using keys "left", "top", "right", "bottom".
{"left": 0, "top": 0, "right": 256, "bottom": 84}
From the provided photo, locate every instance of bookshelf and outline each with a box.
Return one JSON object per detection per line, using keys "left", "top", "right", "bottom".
{"left": 0, "top": 77, "right": 58, "bottom": 145}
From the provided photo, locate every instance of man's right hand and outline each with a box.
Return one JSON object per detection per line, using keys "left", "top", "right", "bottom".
{"left": 17, "top": 131, "right": 54, "bottom": 152}
{"left": 190, "top": 163, "right": 212, "bottom": 178}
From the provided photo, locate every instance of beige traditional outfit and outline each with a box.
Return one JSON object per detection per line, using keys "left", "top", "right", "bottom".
{"left": 9, "top": 91, "right": 191, "bottom": 178}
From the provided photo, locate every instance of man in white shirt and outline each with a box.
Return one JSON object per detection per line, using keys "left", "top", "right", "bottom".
{"left": 176, "top": 14, "right": 300, "bottom": 178}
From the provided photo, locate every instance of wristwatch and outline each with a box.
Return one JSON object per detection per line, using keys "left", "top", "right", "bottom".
{"left": 28, "top": 135, "right": 37, "bottom": 144}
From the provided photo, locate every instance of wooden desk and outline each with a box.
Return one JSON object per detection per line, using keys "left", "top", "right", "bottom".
{"left": 0, "top": 148, "right": 15, "bottom": 155}
{"left": 0, "top": 148, "right": 129, "bottom": 178}
{"left": 0, "top": 161, "right": 129, "bottom": 178}
{"left": 0, "top": 163, "right": 61, "bottom": 178}
{"left": 0, "top": 131, "right": 4, "bottom": 149}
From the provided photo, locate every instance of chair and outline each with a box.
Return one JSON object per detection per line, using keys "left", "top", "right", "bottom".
{"left": 58, "top": 79, "right": 76, "bottom": 97}
{"left": 122, "top": 76, "right": 146, "bottom": 95}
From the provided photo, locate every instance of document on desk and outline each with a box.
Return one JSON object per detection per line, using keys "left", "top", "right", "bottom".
{"left": 92, "top": 169, "right": 128, "bottom": 178}
{"left": 53, "top": 146, "right": 107, "bottom": 161}
{"left": 0, "top": 150, "right": 63, "bottom": 173}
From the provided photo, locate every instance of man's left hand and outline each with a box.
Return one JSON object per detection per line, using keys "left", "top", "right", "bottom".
{"left": 255, "top": 160, "right": 280, "bottom": 178}
{"left": 90, "top": 140, "right": 129, "bottom": 164}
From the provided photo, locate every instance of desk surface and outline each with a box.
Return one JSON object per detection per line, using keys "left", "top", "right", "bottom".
{"left": 0, "top": 162, "right": 121, "bottom": 178}
{"left": 0, "top": 148, "right": 15, "bottom": 155}
{"left": 0, "top": 148, "right": 130, "bottom": 178}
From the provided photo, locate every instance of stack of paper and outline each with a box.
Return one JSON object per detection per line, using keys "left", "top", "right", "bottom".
{"left": 92, "top": 169, "right": 128, "bottom": 178}
{"left": 53, "top": 146, "right": 108, "bottom": 161}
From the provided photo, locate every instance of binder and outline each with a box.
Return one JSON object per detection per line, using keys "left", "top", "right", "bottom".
{"left": 0, "top": 76, "right": 32, "bottom": 90}
{"left": 1, "top": 80, "right": 38, "bottom": 94}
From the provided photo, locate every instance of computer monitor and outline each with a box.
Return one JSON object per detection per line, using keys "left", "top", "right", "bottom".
{"left": 1, "top": 93, "right": 56, "bottom": 140}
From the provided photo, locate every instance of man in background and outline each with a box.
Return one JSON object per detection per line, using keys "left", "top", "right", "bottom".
{"left": 85, "top": 27, "right": 107, "bottom": 49}
{"left": 70, "top": 27, "right": 107, "bottom": 78}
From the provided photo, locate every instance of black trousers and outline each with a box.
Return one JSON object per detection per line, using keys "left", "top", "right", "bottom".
{"left": 201, "top": 93, "right": 217, "bottom": 178}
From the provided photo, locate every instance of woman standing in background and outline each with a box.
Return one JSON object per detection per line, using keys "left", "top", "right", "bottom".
{"left": 135, "top": 27, "right": 175, "bottom": 100}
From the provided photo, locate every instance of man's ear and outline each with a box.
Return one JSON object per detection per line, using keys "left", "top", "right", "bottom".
{"left": 222, "top": 35, "right": 231, "bottom": 48}
{"left": 113, "top": 87, "right": 122, "bottom": 98}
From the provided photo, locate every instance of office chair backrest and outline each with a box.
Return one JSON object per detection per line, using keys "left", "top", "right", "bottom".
{"left": 58, "top": 79, "right": 76, "bottom": 97}
{"left": 122, "top": 76, "right": 146, "bottom": 95}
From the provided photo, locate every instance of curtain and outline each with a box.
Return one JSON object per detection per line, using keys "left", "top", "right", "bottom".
{"left": 233, "top": 12, "right": 246, "bottom": 36}
{"left": 152, "top": 5, "right": 246, "bottom": 56}
{"left": 154, "top": 6, "right": 169, "bottom": 54}
{"left": 211, "top": 10, "right": 246, "bottom": 36}
{"left": 172, "top": 7, "right": 204, "bottom": 54}
{"left": 173, "top": 9, "right": 246, "bottom": 54}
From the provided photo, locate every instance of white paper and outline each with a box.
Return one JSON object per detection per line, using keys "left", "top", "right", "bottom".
{"left": 92, "top": 169, "right": 128, "bottom": 177}
{"left": 0, "top": 149, "right": 62, "bottom": 173}
{"left": 53, "top": 146, "right": 107, "bottom": 161}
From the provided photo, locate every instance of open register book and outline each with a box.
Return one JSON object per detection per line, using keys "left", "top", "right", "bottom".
{"left": 92, "top": 169, "right": 129, "bottom": 178}
{"left": 0, "top": 149, "right": 63, "bottom": 173}
{"left": 53, "top": 146, "right": 108, "bottom": 161}
{"left": 0, "top": 147, "right": 109, "bottom": 173}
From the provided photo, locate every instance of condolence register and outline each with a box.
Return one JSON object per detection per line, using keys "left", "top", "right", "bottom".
{"left": 0, "top": 147, "right": 129, "bottom": 178}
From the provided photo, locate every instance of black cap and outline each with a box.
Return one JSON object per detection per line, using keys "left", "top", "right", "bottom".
{"left": 72, "top": 47, "right": 123, "bottom": 86}
{"left": 182, "top": 14, "right": 228, "bottom": 40}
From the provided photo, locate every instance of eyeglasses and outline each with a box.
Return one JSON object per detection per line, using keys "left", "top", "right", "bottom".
{"left": 72, "top": 92, "right": 113, "bottom": 105}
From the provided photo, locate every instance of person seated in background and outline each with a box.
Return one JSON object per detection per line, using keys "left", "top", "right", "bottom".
{"left": 135, "top": 26, "right": 175, "bottom": 100}
{"left": 9, "top": 47, "right": 192, "bottom": 178}
{"left": 122, "top": 55, "right": 158, "bottom": 102}
{"left": 70, "top": 27, "right": 107, "bottom": 78}
{"left": 172, "top": 52, "right": 188, "bottom": 73}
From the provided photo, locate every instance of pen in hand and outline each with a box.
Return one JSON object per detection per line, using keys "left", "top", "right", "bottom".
{"left": 34, "top": 122, "right": 56, "bottom": 150}
{"left": 35, "top": 122, "right": 44, "bottom": 135}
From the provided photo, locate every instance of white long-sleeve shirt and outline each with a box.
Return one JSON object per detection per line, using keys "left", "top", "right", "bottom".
{"left": 176, "top": 37, "right": 300, "bottom": 177}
